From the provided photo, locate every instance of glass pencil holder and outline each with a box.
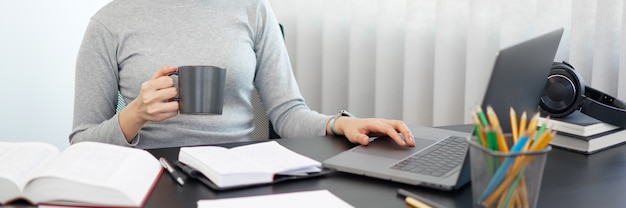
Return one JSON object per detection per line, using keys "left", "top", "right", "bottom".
{"left": 468, "top": 136, "right": 551, "bottom": 208}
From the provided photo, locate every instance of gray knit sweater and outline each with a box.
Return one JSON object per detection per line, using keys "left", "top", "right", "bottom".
{"left": 71, "top": 0, "right": 331, "bottom": 149}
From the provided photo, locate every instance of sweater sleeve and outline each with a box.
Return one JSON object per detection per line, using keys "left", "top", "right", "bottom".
{"left": 252, "top": 0, "right": 332, "bottom": 138}
{"left": 70, "top": 19, "right": 138, "bottom": 147}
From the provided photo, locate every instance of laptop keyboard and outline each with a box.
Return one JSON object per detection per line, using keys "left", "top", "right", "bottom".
{"left": 391, "top": 135, "right": 468, "bottom": 177}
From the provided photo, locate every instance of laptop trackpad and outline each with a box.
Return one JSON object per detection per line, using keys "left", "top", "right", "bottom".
{"left": 351, "top": 137, "right": 436, "bottom": 160}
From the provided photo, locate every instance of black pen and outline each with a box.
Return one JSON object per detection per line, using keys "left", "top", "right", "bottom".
{"left": 397, "top": 188, "right": 444, "bottom": 208}
{"left": 159, "top": 157, "right": 185, "bottom": 186}
{"left": 175, "top": 161, "right": 199, "bottom": 179}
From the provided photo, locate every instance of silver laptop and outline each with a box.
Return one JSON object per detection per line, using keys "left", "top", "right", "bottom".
{"left": 322, "top": 28, "right": 564, "bottom": 191}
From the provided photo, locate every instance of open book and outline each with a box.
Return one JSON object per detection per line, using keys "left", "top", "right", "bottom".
{"left": 178, "top": 141, "right": 324, "bottom": 189}
{"left": 0, "top": 141, "right": 162, "bottom": 207}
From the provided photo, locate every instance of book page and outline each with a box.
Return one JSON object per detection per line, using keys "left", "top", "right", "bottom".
{"left": 178, "top": 141, "right": 322, "bottom": 188}
{"left": 179, "top": 145, "right": 280, "bottom": 188}
{"left": 23, "top": 142, "right": 161, "bottom": 206}
{"left": 197, "top": 190, "right": 354, "bottom": 208}
{"left": 230, "top": 141, "right": 321, "bottom": 174}
{"left": 179, "top": 146, "right": 267, "bottom": 175}
{"left": 0, "top": 142, "right": 59, "bottom": 202}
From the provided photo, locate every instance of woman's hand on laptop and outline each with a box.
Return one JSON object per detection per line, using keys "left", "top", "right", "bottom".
{"left": 330, "top": 117, "right": 415, "bottom": 147}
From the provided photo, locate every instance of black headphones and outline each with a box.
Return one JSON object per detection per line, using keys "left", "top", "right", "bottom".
{"left": 539, "top": 61, "right": 626, "bottom": 128}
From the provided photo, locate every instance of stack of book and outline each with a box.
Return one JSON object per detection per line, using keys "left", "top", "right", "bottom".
{"left": 539, "top": 110, "right": 626, "bottom": 154}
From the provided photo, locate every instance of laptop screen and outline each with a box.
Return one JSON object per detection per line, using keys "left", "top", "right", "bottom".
{"left": 481, "top": 28, "right": 563, "bottom": 133}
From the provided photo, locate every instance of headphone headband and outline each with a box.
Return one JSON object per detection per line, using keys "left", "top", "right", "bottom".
{"left": 581, "top": 86, "right": 626, "bottom": 128}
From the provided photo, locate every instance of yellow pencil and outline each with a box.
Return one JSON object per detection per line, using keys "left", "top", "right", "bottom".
{"left": 471, "top": 111, "right": 488, "bottom": 147}
{"left": 530, "top": 131, "right": 555, "bottom": 151}
{"left": 496, "top": 127, "right": 509, "bottom": 152}
{"left": 486, "top": 106, "right": 501, "bottom": 129}
{"left": 497, "top": 190, "right": 507, "bottom": 208}
{"left": 513, "top": 190, "right": 521, "bottom": 207}
{"left": 470, "top": 109, "right": 481, "bottom": 126}
{"left": 405, "top": 196, "right": 433, "bottom": 208}
{"left": 519, "top": 176, "right": 529, "bottom": 208}
{"left": 518, "top": 112, "right": 527, "bottom": 142}
{"left": 510, "top": 107, "right": 519, "bottom": 142}
{"left": 523, "top": 113, "right": 540, "bottom": 150}
{"left": 526, "top": 113, "right": 540, "bottom": 138}
{"left": 485, "top": 106, "right": 509, "bottom": 152}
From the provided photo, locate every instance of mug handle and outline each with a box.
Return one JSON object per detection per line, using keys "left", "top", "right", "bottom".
{"left": 166, "top": 71, "right": 180, "bottom": 101}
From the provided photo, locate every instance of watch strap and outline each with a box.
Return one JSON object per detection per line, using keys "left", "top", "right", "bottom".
{"left": 330, "top": 110, "right": 355, "bottom": 136}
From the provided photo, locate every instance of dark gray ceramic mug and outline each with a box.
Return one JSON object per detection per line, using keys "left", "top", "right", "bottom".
{"left": 169, "top": 66, "right": 226, "bottom": 115}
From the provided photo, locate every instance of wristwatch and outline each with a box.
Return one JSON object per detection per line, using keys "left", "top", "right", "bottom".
{"left": 330, "top": 110, "right": 355, "bottom": 135}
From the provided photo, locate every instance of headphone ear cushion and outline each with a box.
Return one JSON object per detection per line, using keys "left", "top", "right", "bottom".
{"left": 539, "top": 62, "right": 586, "bottom": 117}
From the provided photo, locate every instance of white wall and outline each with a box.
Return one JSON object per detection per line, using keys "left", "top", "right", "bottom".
{"left": 0, "top": 0, "right": 111, "bottom": 150}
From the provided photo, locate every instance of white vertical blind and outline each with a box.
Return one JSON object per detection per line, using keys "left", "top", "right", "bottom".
{"left": 537, "top": 0, "right": 571, "bottom": 62}
{"left": 464, "top": 0, "right": 501, "bottom": 123}
{"left": 268, "top": 0, "right": 626, "bottom": 126}
{"left": 403, "top": 0, "right": 436, "bottom": 125}
{"left": 591, "top": 0, "right": 622, "bottom": 96}
{"left": 347, "top": 0, "right": 378, "bottom": 117}
{"left": 321, "top": 0, "right": 350, "bottom": 113}
{"left": 569, "top": 1, "right": 596, "bottom": 89}
{"left": 294, "top": 0, "right": 323, "bottom": 110}
{"left": 432, "top": 0, "right": 469, "bottom": 126}
{"left": 374, "top": 0, "right": 406, "bottom": 119}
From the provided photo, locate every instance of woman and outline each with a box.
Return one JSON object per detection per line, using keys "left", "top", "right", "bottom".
{"left": 70, "top": 0, "right": 414, "bottom": 149}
